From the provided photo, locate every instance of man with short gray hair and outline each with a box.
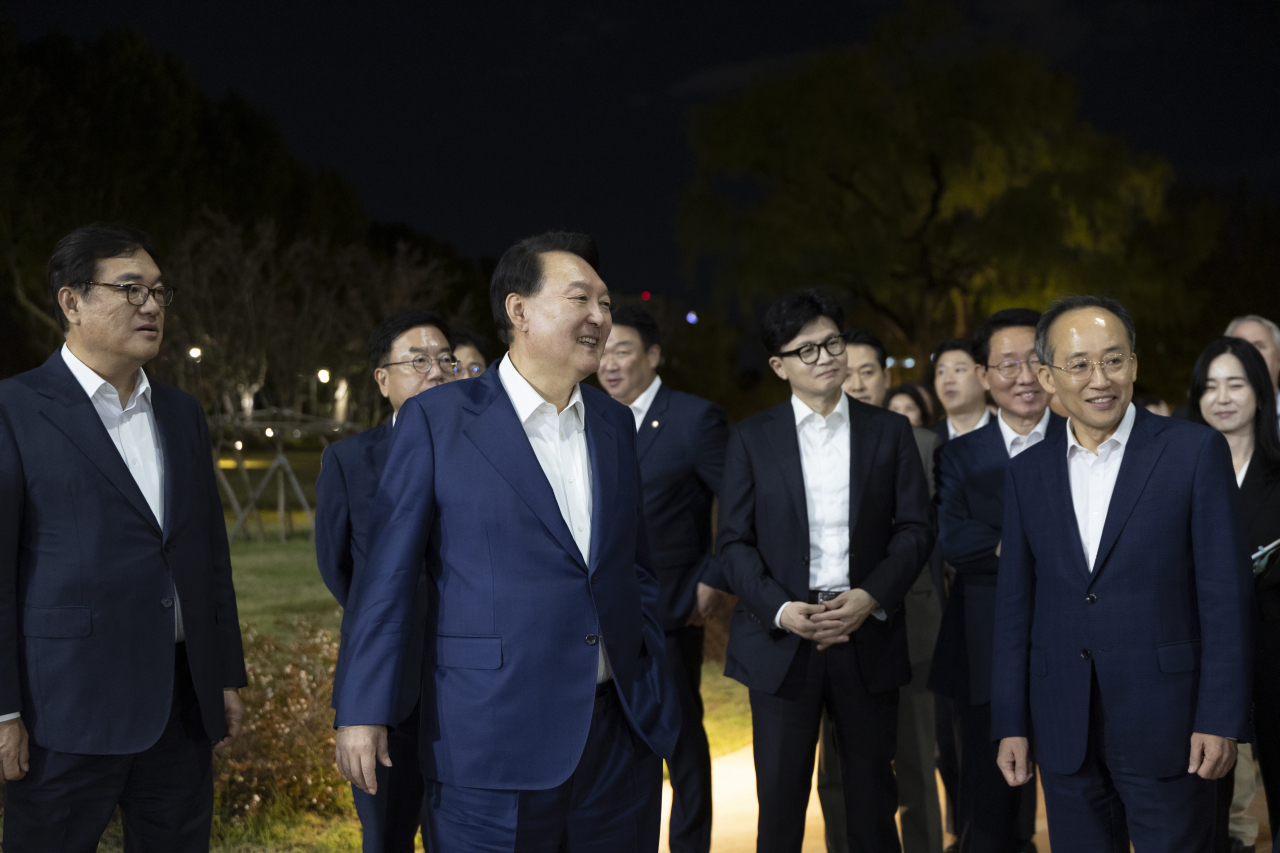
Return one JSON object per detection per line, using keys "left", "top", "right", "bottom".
{"left": 1226, "top": 314, "right": 1280, "bottom": 423}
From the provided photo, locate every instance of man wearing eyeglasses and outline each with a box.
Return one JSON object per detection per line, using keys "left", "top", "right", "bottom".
{"left": 992, "top": 295, "right": 1251, "bottom": 852}
{"left": 929, "top": 308, "right": 1062, "bottom": 853}
{"left": 0, "top": 223, "right": 247, "bottom": 852}
{"left": 718, "top": 288, "right": 933, "bottom": 852}
{"left": 316, "top": 308, "right": 457, "bottom": 853}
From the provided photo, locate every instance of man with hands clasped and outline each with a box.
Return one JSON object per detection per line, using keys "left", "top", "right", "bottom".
{"left": 718, "top": 289, "right": 934, "bottom": 852}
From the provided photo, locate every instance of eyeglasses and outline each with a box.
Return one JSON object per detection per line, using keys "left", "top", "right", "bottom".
{"left": 986, "top": 358, "right": 1042, "bottom": 379}
{"left": 83, "top": 281, "right": 175, "bottom": 307}
{"left": 777, "top": 334, "right": 847, "bottom": 365}
{"left": 381, "top": 354, "right": 459, "bottom": 375}
{"left": 1049, "top": 353, "right": 1134, "bottom": 383}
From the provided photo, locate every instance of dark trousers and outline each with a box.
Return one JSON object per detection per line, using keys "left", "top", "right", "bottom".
{"left": 353, "top": 700, "right": 428, "bottom": 853}
{"left": 2, "top": 643, "right": 214, "bottom": 853}
{"left": 423, "top": 684, "right": 663, "bottom": 852}
{"left": 749, "top": 640, "right": 900, "bottom": 853}
{"left": 1251, "top": 617, "right": 1280, "bottom": 833}
{"left": 1039, "top": 670, "right": 1214, "bottom": 853}
{"left": 955, "top": 700, "right": 1028, "bottom": 853}
{"left": 935, "top": 695, "right": 961, "bottom": 837}
{"left": 665, "top": 626, "right": 712, "bottom": 853}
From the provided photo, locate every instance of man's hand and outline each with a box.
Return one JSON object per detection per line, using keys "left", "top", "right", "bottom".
{"left": 215, "top": 688, "right": 245, "bottom": 752}
{"left": 687, "top": 582, "right": 730, "bottom": 627}
{"left": 0, "top": 717, "right": 29, "bottom": 781}
{"left": 809, "top": 589, "right": 879, "bottom": 650}
{"left": 778, "top": 601, "right": 832, "bottom": 641}
{"left": 997, "top": 736, "right": 1031, "bottom": 786}
{"left": 1189, "top": 733, "right": 1237, "bottom": 780}
{"left": 996, "top": 540, "right": 1002, "bottom": 558}
{"left": 336, "top": 725, "right": 392, "bottom": 795}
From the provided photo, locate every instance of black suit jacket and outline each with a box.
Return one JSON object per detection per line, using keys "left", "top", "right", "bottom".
{"left": 717, "top": 395, "right": 935, "bottom": 695}
{"left": 316, "top": 421, "right": 429, "bottom": 724}
{"left": 0, "top": 352, "right": 246, "bottom": 754}
{"left": 1242, "top": 459, "right": 1280, "bottom": 623}
{"left": 635, "top": 383, "right": 729, "bottom": 631}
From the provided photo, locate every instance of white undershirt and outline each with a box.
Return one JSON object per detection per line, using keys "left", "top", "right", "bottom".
{"left": 497, "top": 355, "right": 610, "bottom": 682}
{"left": 1066, "top": 403, "right": 1137, "bottom": 571}
{"left": 628, "top": 375, "right": 663, "bottom": 432}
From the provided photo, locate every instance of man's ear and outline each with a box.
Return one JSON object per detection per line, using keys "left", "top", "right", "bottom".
{"left": 505, "top": 292, "right": 530, "bottom": 338}
{"left": 1036, "top": 365, "right": 1056, "bottom": 396}
{"left": 647, "top": 345, "right": 661, "bottom": 370}
{"left": 373, "top": 367, "right": 391, "bottom": 399}
{"left": 768, "top": 355, "right": 788, "bottom": 382}
{"left": 58, "top": 286, "right": 85, "bottom": 328}
{"left": 977, "top": 365, "right": 992, "bottom": 393}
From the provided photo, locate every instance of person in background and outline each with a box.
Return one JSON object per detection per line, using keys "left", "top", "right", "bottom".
{"left": 0, "top": 223, "right": 246, "bottom": 852}
{"left": 449, "top": 327, "right": 491, "bottom": 378}
{"left": 993, "top": 295, "right": 1250, "bottom": 852}
{"left": 931, "top": 339, "right": 991, "bottom": 444}
{"left": 1226, "top": 315, "right": 1280, "bottom": 425}
{"left": 1189, "top": 337, "right": 1280, "bottom": 853}
{"left": 886, "top": 384, "right": 930, "bottom": 427}
{"left": 316, "top": 309, "right": 457, "bottom": 853}
{"left": 597, "top": 305, "right": 729, "bottom": 853}
{"left": 1136, "top": 393, "right": 1172, "bottom": 417}
{"left": 842, "top": 328, "right": 892, "bottom": 407}
{"left": 914, "top": 383, "right": 939, "bottom": 422}
{"left": 719, "top": 288, "right": 934, "bottom": 852}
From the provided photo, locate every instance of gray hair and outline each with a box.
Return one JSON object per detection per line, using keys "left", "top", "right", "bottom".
{"left": 1035, "top": 294, "right": 1136, "bottom": 367}
{"left": 1225, "top": 314, "right": 1280, "bottom": 351}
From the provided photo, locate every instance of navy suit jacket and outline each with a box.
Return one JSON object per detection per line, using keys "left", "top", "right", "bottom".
{"left": 929, "top": 414, "right": 1065, "bottom": 704}
{"left": 991, "top": 408, "right": 1253, "bottom": 777}
{"left": 635, "top": 383, "right": 729, "bottom": 631}
{"left": 334, "top": 366, "right": 680, "bottom": 790}
{"left": 316, "top": 421, "right": 428, "bottom": 724}
{"left": 0, "top": 352, "right": 246, "bottom": 754}
{"left": 717, "top": 395, "right": 935, "bottom": 696}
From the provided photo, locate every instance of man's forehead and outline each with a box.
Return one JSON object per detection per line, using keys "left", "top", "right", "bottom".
{"left": 394, "top": 325, "right": 449, "bottom": 349}
{"left": 607, "top": 325, "right": 641, "bottom": 345}
{"left": 847, "top": 344, "right": 882, "bottom": 368}
{"left": 97, "top": 251, "right": 161, "bottom": 281}
{"left": 1053, "top": 309, "right": 1126, "bottom": 346}
{"left": 937, "top": 351, "right": 973, "bottom": 366}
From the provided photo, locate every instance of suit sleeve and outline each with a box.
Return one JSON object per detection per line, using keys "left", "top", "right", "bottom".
{"left": 0, "top": 409, "right": 23, "bottom": 716}
{"left": 334, "top": 397, "right": 436, "bottom": 728}
{"left": 196, "top": 404, "right": 247, "bottom": 688}
{"left": 990, "top": 465, "right": 1035, "bottom": 740}
{"left": 857, "top": 416, "right": 935, "bottom": 613}
{"left": 716, "top": 426, "right": 793, "bottom": 626}
{"left": 315, "top": 445, "right": 354, "bottom": 607}
{"left": 936, "top": 444, "right": 1001, "bottom": 578}
{"left": 631, "top": 437, "right": 666, "bottom": 658}
{"left": 695, "top": 402, "right": 730, "bottom": 591}
{"left": 1190, "top": 430, "right": 1253, "bottom": 739}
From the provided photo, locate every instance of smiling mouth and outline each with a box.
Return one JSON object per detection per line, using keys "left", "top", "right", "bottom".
{"left": 577, "top": 336, "right": 598, "bottom": 347}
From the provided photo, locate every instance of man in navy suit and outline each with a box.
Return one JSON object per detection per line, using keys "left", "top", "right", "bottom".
{"left": 316, "top": 309, "right": 458, "bottom": 852}
{"left": 598, "top": 306, "right": 728, "bottom": 853}
{"left": 718, "top": 289, "right": 934, "bottom": 852}
{"left": 993, "top": 295, "right": 1251, "bottom": 852}
{"left": 333, "top": 231, "right": 679, "bottom": 852}
{"left": 930, "top": 309, "right": 1063, "bottom": 853}
{"left": 0, "top": 223, "right": 247, "bottom": 852}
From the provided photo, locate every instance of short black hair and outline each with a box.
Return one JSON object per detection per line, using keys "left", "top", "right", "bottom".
{"left": 610, "top": 305, "right": 661, "bottom": 351}
{"left": 759, "top": 289, "right": 844, "bottom": 356}
{"left": 1188, "top": 337, "right": 1280, "bottom": 471}
{"left": 47, "top": 223, "right": 157, "bottom": 332}
{"left": 844, "top": 327, "right": 887, "bottom": 369}
{"left": 932, "top": 337, "right": 973, "bottom": 364}
{"left": 490, "top": 230, "right": 600, "bottom": 344}
{"left": 1035, "top": 295, "right": 1136, "bottom": 367}
{"left": 367, "top": 309, "right": 452, "bottom": 369}
{"left": 972, "top": 309, "right": 1042, "bottom": 367}
{"left": 885, "top": 384, "right": 929, "bottom": 421}
{"left": 448, "top": 327, "right": 490, "bottom": 363}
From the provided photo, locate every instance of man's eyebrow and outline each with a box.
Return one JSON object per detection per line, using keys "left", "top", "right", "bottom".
{"left": 407, "top": 345, "right": 452, "bottom": 353}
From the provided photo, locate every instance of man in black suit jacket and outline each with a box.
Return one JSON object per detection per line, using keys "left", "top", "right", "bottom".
{"left": 316, "top": 309, "right": 458, "bottom": 853}
{"left": 0, "top": 224, "right": 246, "bottom": 852}
{"left": 718, "top": 289, "right": 934, "bottom": 852}
{"left": 598, "top": 306, "right": 728, "bottom": 853}
{"left": 930, "top": 309, "right": 1063, "bottom": 853}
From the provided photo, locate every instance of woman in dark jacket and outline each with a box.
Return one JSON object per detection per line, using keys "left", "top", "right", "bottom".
{"left": 1190, "top": 337, "right": 1280, "bottom": 850}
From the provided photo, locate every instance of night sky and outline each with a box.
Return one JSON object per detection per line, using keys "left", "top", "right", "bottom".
{"left": 6, "top": 1, "right": 1279, "bottom": 301}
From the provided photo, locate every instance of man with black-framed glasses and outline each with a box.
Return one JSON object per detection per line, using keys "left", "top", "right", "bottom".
{"left": 316, "top": 309, "right": 456, "bottom": 853}
{"left": 718, "top": 288, "right": 933, "bottom": 852}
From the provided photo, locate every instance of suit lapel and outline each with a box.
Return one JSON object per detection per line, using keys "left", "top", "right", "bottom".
{"left": 764, "top": 402, "right": 808, "bottom": 533}
{"left": 462, "top": 371, "right": 588, "bottom": 572}
{"left": 846, "top": 397, "right": 883, "bottom": 533}
{"left": 1038, "top": 429, "right": 1092, "bottom": 580}
{"left": 36, "top": 355, "right": 161, "bottom": 534}
{"left": 585, "top": 399, "right": 617, "bottom": 574}
{"left": 635, "top": 384, "right": 670, "bottom": 462}
{"left": 1240, "top": 460, "right": 1275, "bottom": 539}
{"left": 151, "top": 383, "right": 181, "bottom": 540}
{"left": 366, "top": 420, "right": 393, "bottom": 480}
{"left": 1090, "top": 413, "right": 1165, "bottom": 581}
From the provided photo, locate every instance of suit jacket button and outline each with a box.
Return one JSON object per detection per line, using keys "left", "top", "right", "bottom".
{"left": 161, "top": 598, "right": 174, "bottom": 608}
{"left": 1080, "top": 648, "right": 1091, "bottom": 660}
{"left": 1086, "top": 593, "right": 1097, "bottom": 604}
{"left": 591, "top": 574, "right": 599, "bottom": 585}
{"left": 585, "top": 634, "right": 598, "bottom": 646}
{"left": 164, "top": 542, "right": 173, "bottom": 553}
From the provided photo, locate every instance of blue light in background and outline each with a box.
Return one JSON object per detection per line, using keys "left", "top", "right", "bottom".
{"left": 686, "top": 312, "right": 698, "bottom": 324}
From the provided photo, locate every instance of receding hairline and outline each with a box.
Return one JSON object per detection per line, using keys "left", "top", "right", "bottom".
{"left": 1045, "top": 306, "right": 1131, "bottom": 358}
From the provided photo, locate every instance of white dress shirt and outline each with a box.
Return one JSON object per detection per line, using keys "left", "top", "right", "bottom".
{"left": 497, "top": 355, "right": 611, "bottom": 682}
{"left": 946, "top": 408, "right": 991, "bottom": 440}
{"left": 1237, "top": 458, "right": 1251, "bottom": 489}
{"left": 628, "top": 375, "right": 663, "bottom": 432}
{"left": 1066, "top": 403, "right": 1137, "bottom": 571}
{"left": 996, "top": 407, "right": 1052, "bottom": 459}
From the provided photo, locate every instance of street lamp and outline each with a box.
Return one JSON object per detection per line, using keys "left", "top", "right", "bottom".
{"left": 317, "top": 369, "right": 331, "bottom": 384}
{"left": 188, "top": 347, "right": 202, "bottom": 360}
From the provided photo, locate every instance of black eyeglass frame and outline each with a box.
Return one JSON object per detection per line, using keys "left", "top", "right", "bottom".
{"left": 380, "top": 354, "right": 460, "bottom": 375}
{"left": 984, "top": 357, "right": 1043, "bottom": 379}
{"left": 776, "top": 334, "right": 847, "bottom": 365}
{"left": 81, "top": 281, "right": 175, "bottom": 307}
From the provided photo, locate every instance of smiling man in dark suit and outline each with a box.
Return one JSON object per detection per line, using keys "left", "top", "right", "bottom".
{"left": 316, "top": 308, "right": 457, "bottom": 853}
{"left": 598, "top": 305, "right": 728, "bottom": 853}
{"left": 718, "top": 288, "right": 934, "bottom": 852}
{"left": 0, "top": 223, "right": 247, "bottom": 852}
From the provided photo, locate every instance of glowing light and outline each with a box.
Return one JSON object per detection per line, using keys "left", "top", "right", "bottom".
{"left": 640, "top": 291, "right": 651, "bottom": 301}
{"left": 317, "top": 369, "right": 331, "bottom": 384}
{"left": 904, "top": 358, "right": 916, "bottom": 368}
{"left": 686, "top": 312, "right": 699, "bottom": 324}
{"left": 234, "top": 441, "right": 243, "bottom": 451}
{"left": 264, "top": 428, "right": 274, "bottom": 438}
{"left": 188, "top": 347, "right": 202, "bottom": 360}
{"left": 886, "top": 357, "right": 896, "bottom": 368}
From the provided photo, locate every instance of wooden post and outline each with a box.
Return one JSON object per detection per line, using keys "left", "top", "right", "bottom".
{"left": 234, "top": 441, "right": 267, "bottom": 541}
